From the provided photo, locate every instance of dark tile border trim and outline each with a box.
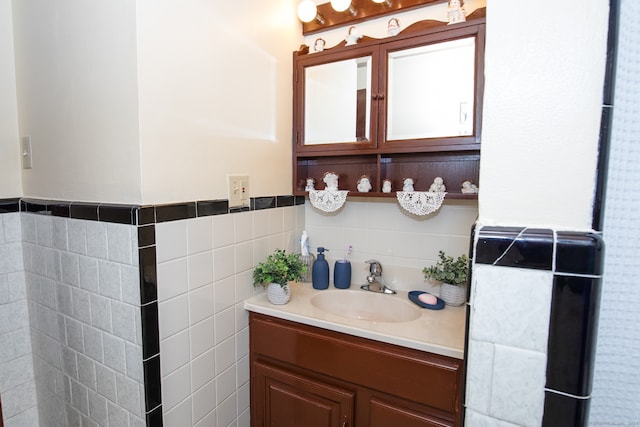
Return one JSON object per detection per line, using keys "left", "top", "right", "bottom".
{"left": 546, "top": 275, "right": 602, "bottom": 396}
{"left": 555, "top": 232, "right": 604, "bottom": 276}
{"left": 20, "top": 198, "right": 48, "bottom": 214}
{"left": 145, "top": 404, "right": 164, "bottom": 427}
{"left": 138, "top": 206, "right": 156, "bottom": 225}
{"left": 196, "top": 199, "right": 228, "bottom": 217}
{"left": 154, "top": 202, "right": 197, "bottom": 223}
{"left": 475, "top": 227, "right": 605, "bottom": 276}
{"left": 475, "top": 226, "right": 554, "bottom": 270}
{"left": 0, "top": 198, "right": 20, "bottom": 213}
{"left": 542, "top": 391, "right": 590, "bottom": 427}
{"left": 1, "top": 195, "right": 305, "bottom": 224}
{"left": 252, "top": 196, "right": 275, "bottom": 210}
{"left": 70, "top": 202, "right": 98, "bottom": 221}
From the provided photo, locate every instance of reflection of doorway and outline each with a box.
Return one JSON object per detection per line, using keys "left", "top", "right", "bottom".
{"left": 356, "top": 88, "right": 367, "bottom": 141}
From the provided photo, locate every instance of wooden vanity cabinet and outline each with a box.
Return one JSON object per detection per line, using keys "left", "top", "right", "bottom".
{"left": 293, "top": 9, "right": 485, "bottom": 198}
{"left": 250, "top": 313, "right": 464, "bottom": 427}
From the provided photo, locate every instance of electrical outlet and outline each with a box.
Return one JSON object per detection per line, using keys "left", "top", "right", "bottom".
{"left": 227, "top": 174, "right": 250, "bottom": 208}
{"left": 21, "top": 136, "right": 32, "bottom": 169}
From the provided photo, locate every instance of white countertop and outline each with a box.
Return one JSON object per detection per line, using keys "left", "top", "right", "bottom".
{"left": 244, "top": 282, "right": 467, "bottom": 359}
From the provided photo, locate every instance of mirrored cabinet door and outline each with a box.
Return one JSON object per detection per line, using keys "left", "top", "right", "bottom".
{"left": 386, "top": 37, "right": 476, "bottom": 140}
{"left": 294, "top": 45, "right": 379, "bottom": 152}
{"left": 378, "top": 23, "right": 485, "bottom": 151}
{"left": 304, "top": 56, "right": 372, "bottom": 145}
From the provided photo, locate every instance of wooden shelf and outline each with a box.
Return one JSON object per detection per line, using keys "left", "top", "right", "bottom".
{"left": 296, "top": 190, "right": 477, "bottom": 200}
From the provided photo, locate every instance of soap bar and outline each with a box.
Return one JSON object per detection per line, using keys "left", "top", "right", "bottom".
{"left": 407, "top": 291, "right": 445, "bottom": 310}
{"left": 418, "top": 293, "right": 438, "bottom": 305}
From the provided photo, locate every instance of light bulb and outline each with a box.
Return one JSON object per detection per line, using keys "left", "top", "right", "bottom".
{"left": 297, "top": 0, "right": 318, "bottom": 23}
{"left": 331, "top": 0, "right": 351, "bottom": 13}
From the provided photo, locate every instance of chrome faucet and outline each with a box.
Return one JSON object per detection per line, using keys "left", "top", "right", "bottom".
{"left": 361, "top": 259, "right": 396, "bottom": 294}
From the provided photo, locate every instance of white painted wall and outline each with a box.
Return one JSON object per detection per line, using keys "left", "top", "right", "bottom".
{"left": 11, "top": 0, "right": 142, "bottom": 203}
{"left": 4, "top": 0, "right": 608, "bottom": 224}
{"left": 136, "top": 0, "right": 302, "bottom": 204}
{"left": 479, "top": 0, "right": 609, "bottom": 230}
{"left": 8, "top": 0, "right": 302, "bottom": 205}
{"left": 0, "top": 0, "right": 21, "bottom": 198}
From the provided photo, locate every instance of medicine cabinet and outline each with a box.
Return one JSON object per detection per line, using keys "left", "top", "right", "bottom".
{"left": 293, "top": 8, "right": 485, "bottom": 198}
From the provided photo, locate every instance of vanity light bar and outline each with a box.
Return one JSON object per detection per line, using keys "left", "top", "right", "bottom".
{"left": 299, "top": 0, "right": 445, "bottom": 35}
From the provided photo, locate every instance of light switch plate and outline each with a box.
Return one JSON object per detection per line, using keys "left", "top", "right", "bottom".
{"left": 227, "top": 174, "right": 250, "bottom": 208}
{"left": 21, "top": 136, "right": 32, "bottom": 169}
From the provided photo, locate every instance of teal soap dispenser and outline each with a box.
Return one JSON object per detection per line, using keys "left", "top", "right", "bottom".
{"left": 312, "top": 247, "right": 330, "bottom": 290}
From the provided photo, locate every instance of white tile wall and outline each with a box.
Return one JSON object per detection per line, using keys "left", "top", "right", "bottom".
{"left": 465, "top": 264, "right": 553, "bottom": 427}
{"left": 20, "top": 214, "right": 146, "bottom": 427}
{"left": 156, "top": 204, "right": 304, "bottom": 426}
{"left": 489, "top": 345, "right": 547, "bottom": 427}
{"left": 470, "top": 265, "right": 552, "bottom": 353}
{"left": 305, "top": 199, "right": 478, "bottom": 292}
{"left": 0, "top": 213, "right": 39, "bottom": 427}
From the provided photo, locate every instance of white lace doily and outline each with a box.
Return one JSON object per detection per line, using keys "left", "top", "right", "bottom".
{"left": 396, "top": 191, "right": 446, "bottom": 216}
{"left": 309, "top": 190, "right": 349, "bottom": 212}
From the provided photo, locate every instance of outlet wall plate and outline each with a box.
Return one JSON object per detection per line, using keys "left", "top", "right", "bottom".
{"left": 227, "top": 174, "right": 250, "bottom": 208}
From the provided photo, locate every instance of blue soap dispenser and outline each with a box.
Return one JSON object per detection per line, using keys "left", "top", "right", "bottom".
{"left": 312, "top": 247, "right": 330, "bottom": 290}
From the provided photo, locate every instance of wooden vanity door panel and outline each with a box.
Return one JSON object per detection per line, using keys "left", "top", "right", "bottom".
{"left": 253, "top": 360, "right": 355, "bottom": 427}
{"left": 368, "top": 398, "right": 453, "bottom": 427}
{"left": 250, "top": 313, "right": 462, "bottom": 413}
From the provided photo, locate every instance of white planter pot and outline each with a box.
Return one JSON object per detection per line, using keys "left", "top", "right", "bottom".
{"left": 267, "top": 283, "right": 291, "bottom": 305}
{"left": 439, "top": 282, "right": 466, "bottom": 306}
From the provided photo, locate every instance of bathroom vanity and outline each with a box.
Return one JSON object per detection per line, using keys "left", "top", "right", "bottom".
{"left": 245, "top": 283, "right": 466, "bottom": 426}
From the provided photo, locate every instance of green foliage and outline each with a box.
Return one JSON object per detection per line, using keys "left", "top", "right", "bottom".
{"left": 422, "top": 250, "right": 469, "bottom": 287}
{"left": 253, "top": 249, "right": 306, "bottom": 287}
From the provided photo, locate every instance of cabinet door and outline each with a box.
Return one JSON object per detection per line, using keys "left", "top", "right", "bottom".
{"left": 379, "top": 23, "right": 485, "bottom": 152}
{"left": 253, "top": 360, "right": 355, "bottom": 427}
{"left": 294, "top": 44, "right": 380, "bottom": 153}
{"left": 368, "top": 398, "right": 454, "bottom": 427}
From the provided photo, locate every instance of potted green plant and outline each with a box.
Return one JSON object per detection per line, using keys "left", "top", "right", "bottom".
{"left": 422, "top": 250, "right": 469, "bottom": 306}
{"left": 253, "top": 248, "right": 306, "bottom": 304}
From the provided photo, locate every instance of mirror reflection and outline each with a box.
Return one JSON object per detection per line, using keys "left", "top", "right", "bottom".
{"left": 304, "top": 56, "right": 372, "bottom": 145}
{"left": 387, "top": 37, "right": 476, "bottom": 140}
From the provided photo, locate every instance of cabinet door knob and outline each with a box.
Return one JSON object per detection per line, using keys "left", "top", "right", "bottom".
{"left": 372, "top": 94, "right": 378, "bottom": 100}
{"left": 378, "top": 93, "right": 385, "bottom": 100}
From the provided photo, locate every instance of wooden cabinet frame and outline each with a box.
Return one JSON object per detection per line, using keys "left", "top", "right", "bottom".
{"left": 293, "top": 8, "right": 485, "bottom": 198}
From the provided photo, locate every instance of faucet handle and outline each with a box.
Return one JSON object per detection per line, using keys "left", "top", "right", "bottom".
{"left": 365, "top": 259, "right": 382, "bottom": 276}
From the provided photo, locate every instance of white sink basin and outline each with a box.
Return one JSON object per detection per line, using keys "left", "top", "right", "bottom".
{"left": 310, "top": 290, "right": 420, "bottom": 323}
